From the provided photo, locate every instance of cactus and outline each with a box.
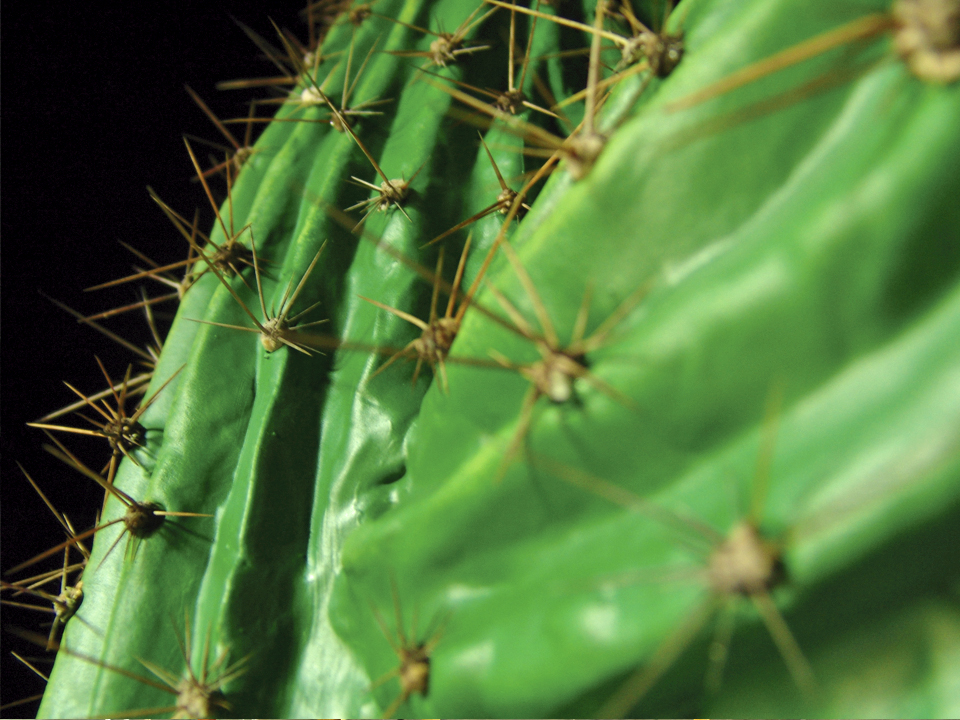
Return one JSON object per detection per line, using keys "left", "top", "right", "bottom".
{"left": 4, "top": 0, "right": 960, "bottom": 717}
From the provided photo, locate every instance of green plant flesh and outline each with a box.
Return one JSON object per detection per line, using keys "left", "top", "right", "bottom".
{"left": 20, "top": 0, "right": 960, "bottom": 717}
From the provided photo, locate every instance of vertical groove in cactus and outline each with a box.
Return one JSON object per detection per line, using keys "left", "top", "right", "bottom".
{"left": 7, "top": 0, "right": 959, "bottom": 717}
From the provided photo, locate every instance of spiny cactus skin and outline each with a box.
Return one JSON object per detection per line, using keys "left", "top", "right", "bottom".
{"left": 21, "top": 0, "right": 960, "bottom": 716}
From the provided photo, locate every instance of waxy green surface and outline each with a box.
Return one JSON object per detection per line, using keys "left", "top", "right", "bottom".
{"left": 39, "top": 0, "right": 960, "bottom": 717}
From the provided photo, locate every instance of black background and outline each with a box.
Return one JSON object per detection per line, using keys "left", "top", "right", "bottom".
{"left": 2, "top": 1, "right": 303, "bottom": 713}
